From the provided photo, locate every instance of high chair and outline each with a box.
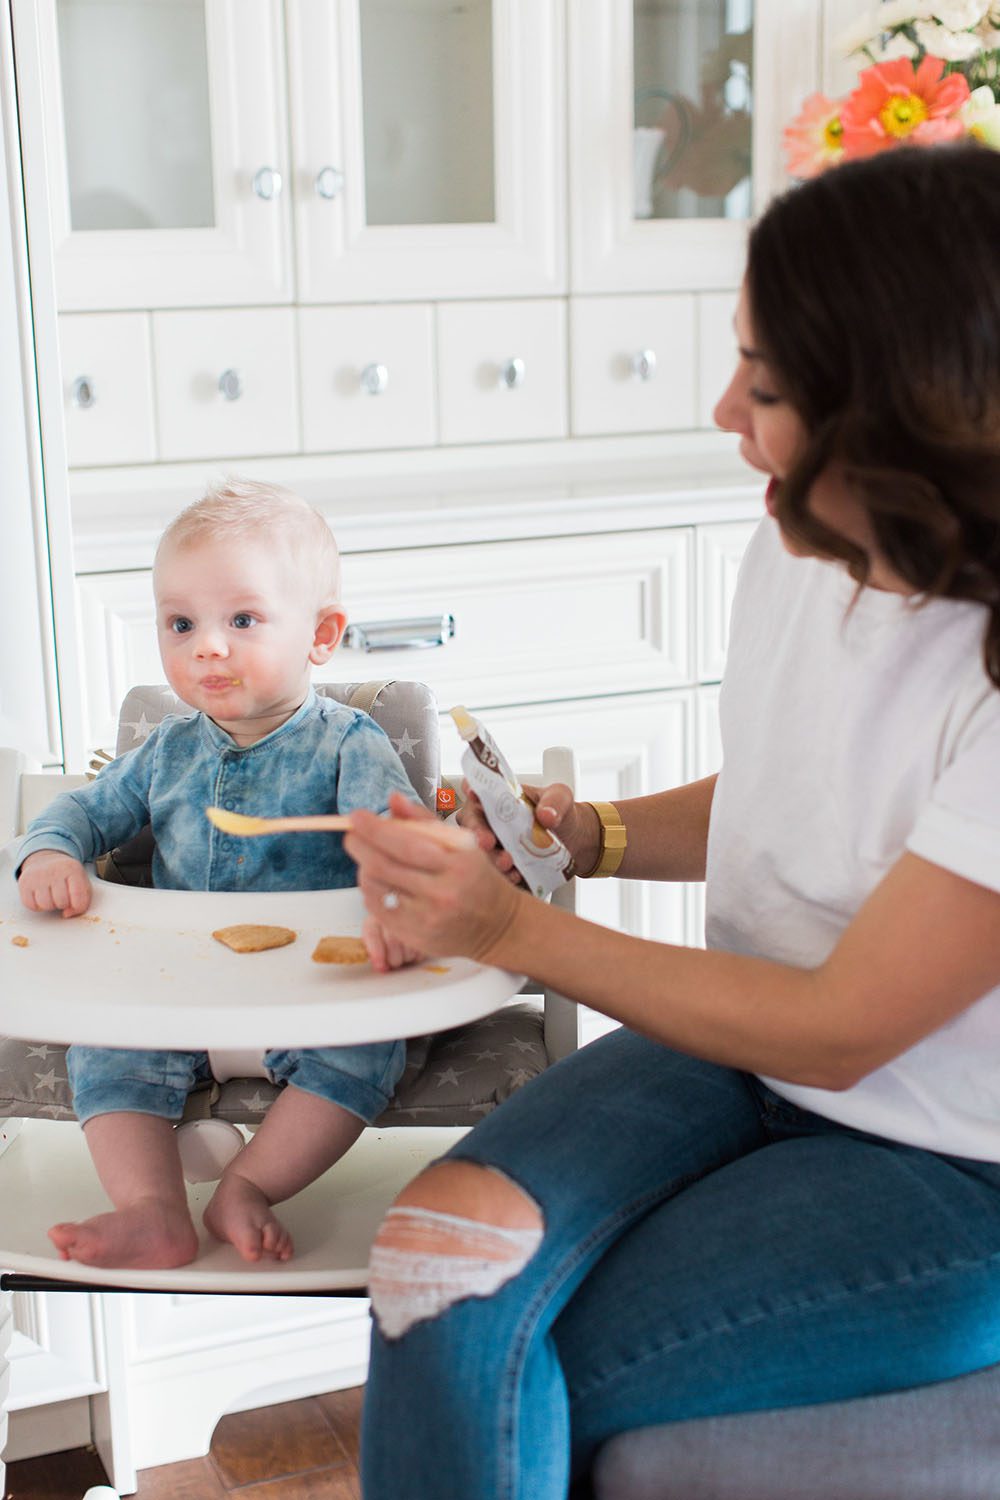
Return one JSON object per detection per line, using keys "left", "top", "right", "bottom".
{"left": 0, "top": 680, "right": 580, "bottom": 1496}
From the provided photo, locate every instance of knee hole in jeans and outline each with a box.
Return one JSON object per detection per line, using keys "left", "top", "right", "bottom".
{"left": 367, "top": 1161, "right": 544, "bottom": 1339}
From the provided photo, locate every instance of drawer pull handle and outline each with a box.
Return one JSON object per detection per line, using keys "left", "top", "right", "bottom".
{"left": 315, "top": 165, "right": 345, "bottom": 200}
{"left": 252, "top": 166, "right": 282, "bottom": 201}
{"left": 499, "top": 356, "right": 526, "bottom": 390}
{"left": 361, "top": 362, "right": 389, "bottom": 396}
{"left": 71, "top": 375, "right": 97, "bottom": 410}
{"left": 218, "top": 368, "right": 244, "bottom": 402}
{"left": 344, "top": 614, "right": 456, "bottom": 653}
{"left": 630, "top": 349, "right": 657, "bottom": 382}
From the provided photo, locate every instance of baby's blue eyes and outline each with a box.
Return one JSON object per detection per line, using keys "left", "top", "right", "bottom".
{"left": 170, "top": 618, "right": 193, "bottom": 634}
{"left": 232, "top": 613, "right": 255, "bottom": 629}
{"left": 167, "top": 613, "right": 256, "bottom": 633}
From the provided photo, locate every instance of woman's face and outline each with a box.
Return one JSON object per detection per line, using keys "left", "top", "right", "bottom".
{"left": 713, "top": 285, "right": 910, "bottom": 591}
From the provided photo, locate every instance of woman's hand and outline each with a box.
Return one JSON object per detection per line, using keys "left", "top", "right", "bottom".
{"left": 346, "top": 792, "right": 523, "bottom": 964}
{"left": 18, "top": 850, "right": 92, "bottom": 918}
{"left": 458, "top": 782, "right": 601, "bottom": 881}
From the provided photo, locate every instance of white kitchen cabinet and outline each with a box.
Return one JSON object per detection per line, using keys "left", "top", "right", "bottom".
{"left": 286, "top": 0, "right": 566, "bottom": 302}
{"left": 298, "top": 303, "right": 437, "bottom": 453}
{"left": 152, "top": 307, "right": 300, "bottom": 462}
{"left": 569, "top": 293, "right": 698, "bottom": 436}
{"left": 58, "top": 313, "right": 157, "bottom": 468}
{"left": 15, "top": 0, "right": 293, "bottom": 310}
{"left": 569, "top": 0, "right": 821, "bottom": 293}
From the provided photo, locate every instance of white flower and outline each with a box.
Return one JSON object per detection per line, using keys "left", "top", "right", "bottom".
{"left": 961, "top": 82, "right": 1000, "bottom": 142}
{"left": 916, "top": 16, "right": 985, "bottom": 52}
{"left": 837, "top": 3, "right": 926, "bottom": 54}
{"left": 931, "top": 0, "right": 992, "bottom": 25}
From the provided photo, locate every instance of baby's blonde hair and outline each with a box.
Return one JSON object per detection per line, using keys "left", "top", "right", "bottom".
{"left": 155, "top": 477, "right": 341, "bottom": 608}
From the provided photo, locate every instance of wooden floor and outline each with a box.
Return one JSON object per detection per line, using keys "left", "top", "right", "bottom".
{"left": 6, "top": 1387, "right": 363, "bottom": 1500}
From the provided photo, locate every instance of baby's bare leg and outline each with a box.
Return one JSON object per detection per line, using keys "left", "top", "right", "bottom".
{"left": 48, "top": 1113, "right": 199, "bottom": 1269}
{"left": 203, "top": 1086, "right": 364, "bottom": 1262}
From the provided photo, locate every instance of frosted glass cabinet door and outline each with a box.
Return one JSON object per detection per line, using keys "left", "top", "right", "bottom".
{"left": 287, "top": 0, "right": 566, "bottom": 301}
{"left": 569, "top": 0, "right": 822, "bottom": 291}
{"left": 14, "top": 0, "right": 292, "bottom": 309}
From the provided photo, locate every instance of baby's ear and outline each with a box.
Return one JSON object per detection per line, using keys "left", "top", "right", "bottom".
{"left": 310, "top": 607, "right": 347, "bottom": 664}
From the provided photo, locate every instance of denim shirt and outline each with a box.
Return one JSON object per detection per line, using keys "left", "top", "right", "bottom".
{"left": 19, "top": 690, "right": 418, "bottom": 892}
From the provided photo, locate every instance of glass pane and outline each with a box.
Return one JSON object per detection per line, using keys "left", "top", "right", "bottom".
{"left": 360, "top": 0, "right": 495, "bottom": 227}
{"left": 633, "top": 0, "right": 753, "bottom": 222}
{"left": 56, "top": 0, "right": 215, "bottom": 232}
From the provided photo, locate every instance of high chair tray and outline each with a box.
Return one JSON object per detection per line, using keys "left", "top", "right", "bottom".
{"left": 0, "top": 1118, "right": 459, "bottom": 1290}
{"left": 0, "top": 841, "right": 522, "bottom": 1049}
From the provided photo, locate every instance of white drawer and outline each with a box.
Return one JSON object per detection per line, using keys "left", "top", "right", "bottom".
{"left": 152, "top": 308, "right": 299, "bottom": 461}
{"left": 59, "top": 313, "right": 156, "bottom": 467}
{"left": 335, "top": 528, "right": 691, "bottom": 708}
{"left": 436, "top": 299, "right": 567, "bottom": 445}
{"left": 697, "top": 291, "right": 739, "bottom": 429}
{"left": 696, "top": 521, "right": 758, "bottom": 681}
{"left": 298, "top": 304, "right": 436, "bottom": 453}
{"left": 569, "top": 294, "right": 697, "bottom": 436}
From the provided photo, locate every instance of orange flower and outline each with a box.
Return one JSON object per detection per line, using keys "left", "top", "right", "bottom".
{"left": 783, "top": 93, "right": 846, "bottom": 178}
{"left": 840, "top": 56, "right": 971, "bottom": 157}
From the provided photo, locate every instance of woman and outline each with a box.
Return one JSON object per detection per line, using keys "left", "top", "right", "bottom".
{"left": 345, "top": 143, "right": 1000, "bottom": 1500}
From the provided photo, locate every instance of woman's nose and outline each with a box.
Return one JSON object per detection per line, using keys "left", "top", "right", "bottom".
{"left": 712, "top": 370, "right": 747, "bottom": 436}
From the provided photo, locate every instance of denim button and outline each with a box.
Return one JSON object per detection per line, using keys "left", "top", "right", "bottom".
{"left": 224, "top": 801, "right": 235, "bottom": 810}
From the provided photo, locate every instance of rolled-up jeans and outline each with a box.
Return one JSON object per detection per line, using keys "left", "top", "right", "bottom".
{"left": 67, "top": 1038, "right": 406, "bottom": 1126}
{"left": 361, "top": 1027, "right": 1000, "bottom": 1500}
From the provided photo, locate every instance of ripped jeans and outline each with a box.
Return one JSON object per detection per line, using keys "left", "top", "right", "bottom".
{"left": 360, "top": 1028, "right": 1000, "bottom": 1500}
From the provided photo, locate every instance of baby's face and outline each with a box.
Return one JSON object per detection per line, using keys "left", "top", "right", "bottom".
{"left": 154, "top": 536, "right": 331, "bottom": 742}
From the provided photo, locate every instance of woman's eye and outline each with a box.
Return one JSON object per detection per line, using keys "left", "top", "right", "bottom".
{"left": 232, "top": 613, "right": 256, "bottom": 629}
{"left": 749, "top": 388, "right": 780, "bottom": 406}
{"left": 170, "top": 618, "right": 193, "bottom": 634}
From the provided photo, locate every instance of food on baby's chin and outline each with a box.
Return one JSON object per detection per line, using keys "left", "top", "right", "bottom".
{"left": 11, "top": 934, "right": 29, "bottom": 948}
{"left": 311, "top": 935, "right": 369, "bottom": 965}
{"left": 212, "top": 923, "right": 297, "bottom": 953}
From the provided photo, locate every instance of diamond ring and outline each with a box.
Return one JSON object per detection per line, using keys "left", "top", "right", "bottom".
{"left": 382, "top": 890, "right": 401, "bottom": 911}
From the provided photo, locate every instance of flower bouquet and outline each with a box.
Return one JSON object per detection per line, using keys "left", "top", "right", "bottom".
{"left": 784, "top": 2, "right": 1000, "bottom": 178}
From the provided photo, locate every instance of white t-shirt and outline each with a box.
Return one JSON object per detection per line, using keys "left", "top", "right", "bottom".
{"left": 705, "top": 517, "right": 1000, "bottom": 1160}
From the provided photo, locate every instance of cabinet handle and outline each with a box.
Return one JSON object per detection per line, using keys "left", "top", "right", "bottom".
{"left": 71, "top": 375, "right": 97, "bottom": 409}
{"left": 218, "top": 368, "right": 243, "bottom": 401}
{"left": 499, "top": 357, "right": 526, "bottom": 390}
{"left": 315, "top": 165, "right": 345, "bottom": 200}
{"left": 252, "top": 166, "right": 283, "bottom": 201}
{"left": 360, "top": 363, "right": 389, "bottom": 396}
{"left": 343, "top": 614, "right": 456, "bottom": 653}
{"left": 630, "top": 349, "right": 657, "bottom": 382}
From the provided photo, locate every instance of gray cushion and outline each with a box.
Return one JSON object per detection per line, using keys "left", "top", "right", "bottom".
{"left": 592, "top": 1362, "right": 1000, "bottom": 1500}
{"left": 0, "top": 999, "right": 548, "bottom": 1127}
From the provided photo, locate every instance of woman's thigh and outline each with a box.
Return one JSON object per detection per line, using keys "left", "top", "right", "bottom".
{"left": 555, "top": 1128, "right": 1000, "bottom": 1475}
{"left": 445, "top": 1027, "right": 768, "bottom": 1239}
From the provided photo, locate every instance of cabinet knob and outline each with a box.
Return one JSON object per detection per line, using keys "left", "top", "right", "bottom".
{"left": 71, "top": 375, "right": 97, "bottom": 409}
{"left": 218, "top": 368, "right": 243, "bottom": 401}
{"left": 315, "top": 165, "right": 345, "bottom": 200}
{"left": 360, "top": 363, "right": 389, "bottom": 396}
{"left": 251, "top": 166, "right": 282, "bottom": 201}
{"left": 630, "top": 349, "right": 657, "bottom": 382}
{"left": 499, "top": 357, "right": 526, "bottom": 390}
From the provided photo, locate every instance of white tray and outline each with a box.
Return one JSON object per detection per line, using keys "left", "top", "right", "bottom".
{"left": 0, "top": 841, "right": 522, "bottom": 1049}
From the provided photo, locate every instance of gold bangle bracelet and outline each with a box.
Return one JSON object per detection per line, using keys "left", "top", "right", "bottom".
{"left": 577, "top": 801, "right": 627, "bottom": 879}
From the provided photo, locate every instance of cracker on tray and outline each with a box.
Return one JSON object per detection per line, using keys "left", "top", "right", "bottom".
{"left": 212, "top": 924, "right": 297, "bottom": 954}
{"left": 311, "top": 935, "right": 369, "bottom": 965}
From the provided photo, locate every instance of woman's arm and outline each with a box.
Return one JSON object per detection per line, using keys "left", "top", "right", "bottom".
{"left": 464, "top": 774, "right": 718, "bottom": 884}
{"left": 345, "top": 799, "right": 1000, "bottom": 1092}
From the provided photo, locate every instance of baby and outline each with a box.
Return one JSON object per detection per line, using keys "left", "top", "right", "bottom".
{"left": 17, "top": 477, "right": 420, "bottom": 1271}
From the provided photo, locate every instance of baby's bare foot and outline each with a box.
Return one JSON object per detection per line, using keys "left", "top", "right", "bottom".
{"left": 203, "top": 1172, "right": 294, "bottom": 1262}
{"left": 47, "top": 1199, "right": 199, "bottom": 1269}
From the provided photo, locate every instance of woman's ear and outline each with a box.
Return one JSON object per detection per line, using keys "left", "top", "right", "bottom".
{"left": 310, "top": 607, "right": 348, "bottom": 665}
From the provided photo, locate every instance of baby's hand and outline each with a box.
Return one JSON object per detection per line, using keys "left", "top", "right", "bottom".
{"left": 362, "top": 912, "right": 425, "bottom": 974}
{"left": 18, "top": 850, "right": 92, "bottom": 918}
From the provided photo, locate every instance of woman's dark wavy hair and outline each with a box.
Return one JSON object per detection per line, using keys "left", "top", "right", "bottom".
{"left": 746, "top": 142, "right": 1000, "bottom": 688}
